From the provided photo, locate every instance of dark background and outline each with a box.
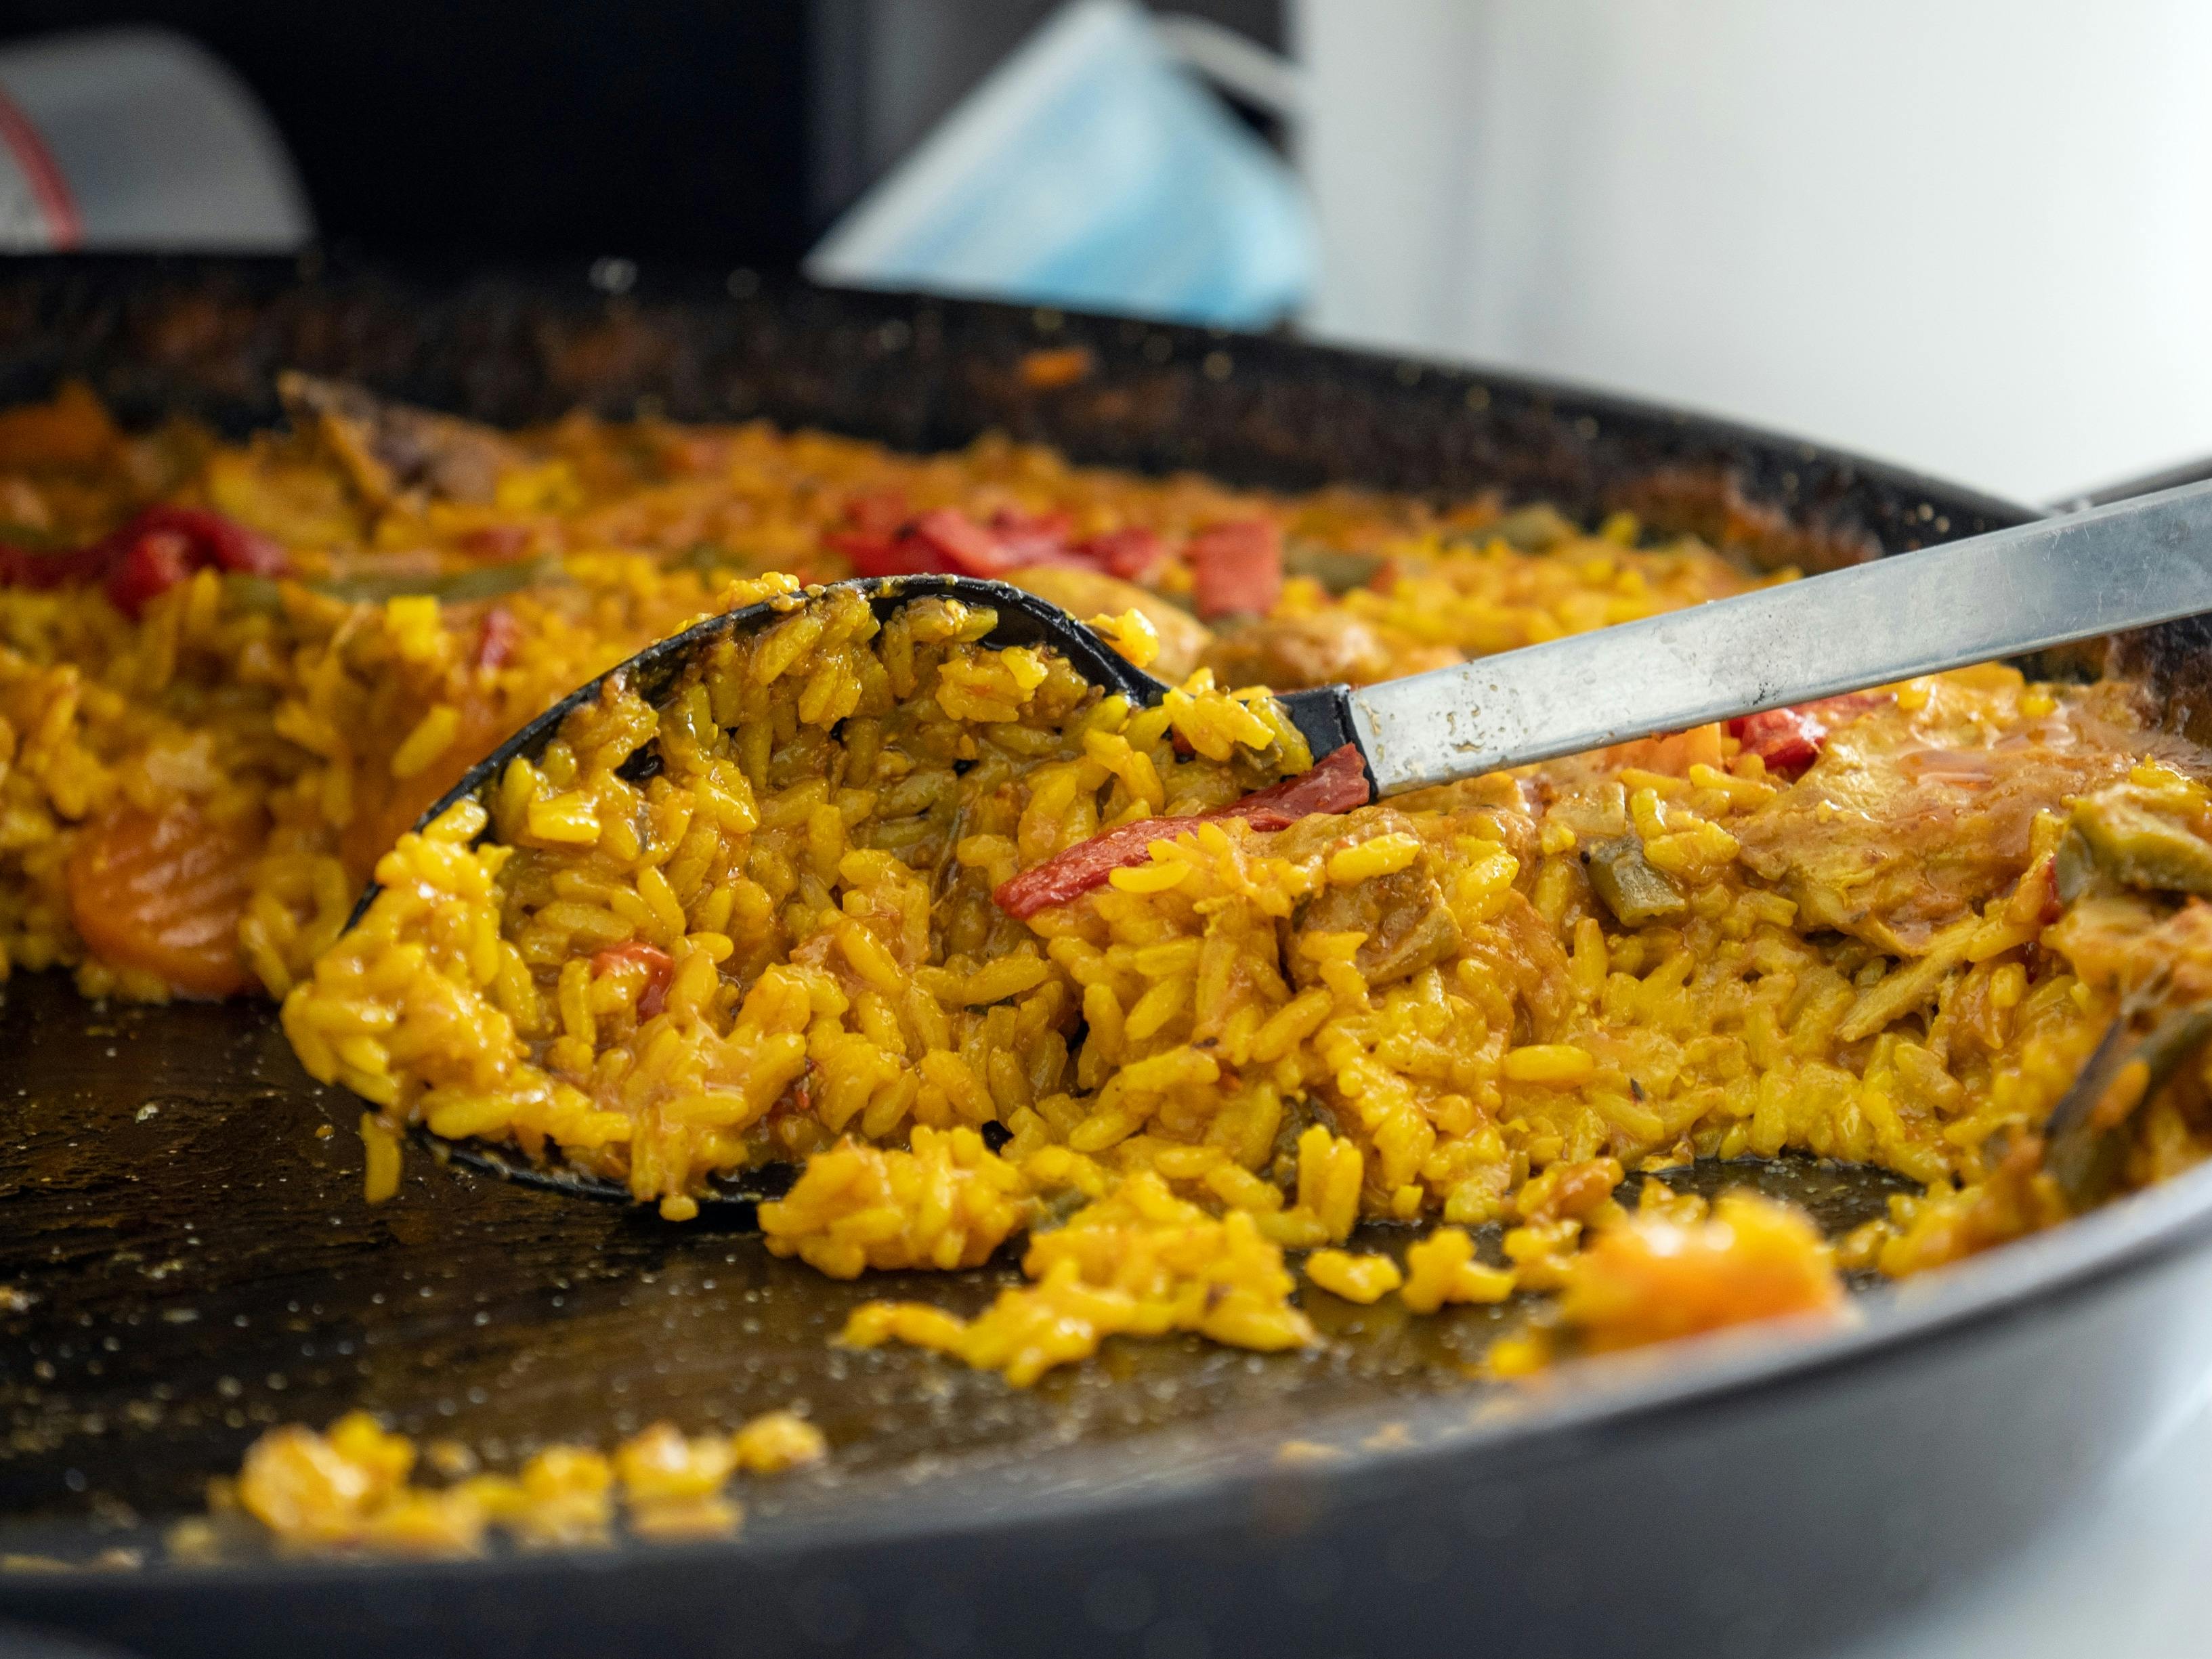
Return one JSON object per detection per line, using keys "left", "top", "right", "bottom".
{"left": 0, "top": 0, "right": 1283, "bottom": 267}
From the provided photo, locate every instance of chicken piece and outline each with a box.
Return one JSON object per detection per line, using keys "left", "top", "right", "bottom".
{"left": 1003, "top": 565, "right": 1214, "bottom": 682}
{"left": 1201, "top": 610, "right": 1460, "bottom": 691}
{"left": 2062, "top": 780, "right": 2212, "bottom": 898}
{"left": 1282, "top": 810, "right": 1461, "bottom": 990}
{"left": 1733, "top": 695, "right": 2135, "bottom": 955}
{"left": 280, "top": 372, "right": 524, "bottom": 506}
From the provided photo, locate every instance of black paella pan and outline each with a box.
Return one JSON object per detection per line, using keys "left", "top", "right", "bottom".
{"left": 2, "top": 256, "right": 2211, "bottom": 1659}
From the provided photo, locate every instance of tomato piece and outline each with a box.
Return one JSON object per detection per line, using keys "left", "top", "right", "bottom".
{"left": 593, "top": 941, "right": 675, "bottom": 1019}
{"left": 1074, "top": 526, "right": 1166, "bottom": 582}
{"left": 1186, "top": 519, "right": 1283, "bottom": 620}
{"left": 66, "top": 802, "right": 261, "bottom": 997}
{"left": 1726, "top": 693, "right": 1890, "bottom": 780}
{"left": 994, "top": 745, "right": 1372, "bottom": 918}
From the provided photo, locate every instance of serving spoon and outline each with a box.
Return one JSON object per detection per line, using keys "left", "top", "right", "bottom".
{"left": 374, "top": 475, "right": 2212, "bottom": 1204}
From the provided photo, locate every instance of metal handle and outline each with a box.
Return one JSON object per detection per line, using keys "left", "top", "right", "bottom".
{"left": 1344, "top": 476, "right": 2212, "bottom": 796}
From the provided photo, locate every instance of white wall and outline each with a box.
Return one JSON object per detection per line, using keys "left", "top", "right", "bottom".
{"left": 1292, "top": 0, "right": 2212, "bottom": 504}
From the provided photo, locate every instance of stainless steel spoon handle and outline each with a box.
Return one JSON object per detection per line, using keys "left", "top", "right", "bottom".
{"left": 1342, "top": 476, "right": 2212, "bottom": 796}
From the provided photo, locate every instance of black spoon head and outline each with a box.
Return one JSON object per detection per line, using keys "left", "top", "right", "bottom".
{"left": 352, "top": 574, "right": 1168, "bottom": 936}
{"left": 337, "top": 574, "right": 1363, "bottom": 1206}
{"left": 344, "top": 574, "right": 1178, "bottom": 1205}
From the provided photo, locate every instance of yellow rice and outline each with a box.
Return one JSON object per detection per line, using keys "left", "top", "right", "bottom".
{"left": 5, "top": 378, "right": 2212, "bottom": 1427}
{"left": 214, "top": 1408, "right": 824, "bottom": 1556}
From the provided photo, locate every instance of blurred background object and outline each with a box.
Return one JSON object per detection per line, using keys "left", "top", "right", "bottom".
{"left": 0, "top": 1, "right": 1285, "bottom": 272}
{"left": 0, "top": 28, "right": 305, "bottom": 251}
{"left": 5, "top": 0, "right": 2212, "bottom": 497}
{"left": 1292, "top": 0, "right": 2212, "bottom": 503}
{"left": 807, "top": 0, "right": 1311, "bottom": 327}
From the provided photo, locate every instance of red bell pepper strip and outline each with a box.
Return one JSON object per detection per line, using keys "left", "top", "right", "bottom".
{"left": 591, "top": 941, "right": 675, "bottom": 1020}
{"left": 994, "top": 744, "right": 1372, "bottom": 918}
{"left": 1186, "top": 519, "right": 1283, "bottom": 620}
{"left": 908, "top": 507, "right": 1014, "bottom": 575}
{"left": 0, "top": 504, "right": 288, "bottom": 620}
{"left": 103, "top": 527, "right": 203, "bottom": 619}
{"left": 844, "top": 489, "right": 910, "bottom": 538}
{"left": 910, "top": 507, "right": 1093, "bottom": 577}
{"left": 828, "top": 501, "right": 1160, "bottom": 584}
{"left": 828, "top": 507, "right": 1037, "bottom": 579}
{"left": 1075, "top": 525, "right": 1166, "bottom": 582}
{"left": 1210, "top": 743, "right": 1376, "bottom": 827}
{"left": 1726, "top": 693, "right": 1890, "bottom": 780}
{"left": 141, "top": 505, "right": 289, "bottom": 578}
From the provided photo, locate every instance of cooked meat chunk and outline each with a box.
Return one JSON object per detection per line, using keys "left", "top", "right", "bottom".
{"left": 1283, "top": 811, "right": 1462, "bottom": 989}
{"left": 1734, "top": 691, "right": 2135, "bottom": 954}
{"left": 280, "top": 372, "right": 522, "bottom": 506}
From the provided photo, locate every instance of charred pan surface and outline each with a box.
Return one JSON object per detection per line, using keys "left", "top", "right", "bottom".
{"left": 0, "top": 257, "right": 2028, "bottom": 562}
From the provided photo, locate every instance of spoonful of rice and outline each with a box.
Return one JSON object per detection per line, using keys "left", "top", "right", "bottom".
{"left": 299, "top": 477, "right": 2212, "bottom": 1209}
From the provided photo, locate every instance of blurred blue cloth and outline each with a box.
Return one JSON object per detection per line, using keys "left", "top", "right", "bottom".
{"left": 806, "top": 0, "right": 1313, "bottom": 330}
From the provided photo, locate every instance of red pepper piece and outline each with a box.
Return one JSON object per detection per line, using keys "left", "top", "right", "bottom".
{"left": 132, "top": 505, "right": 288, "bottom": 576}
{"left": 0, "top": 504, "right": 288, "bottom": 618}
{"left": 591, "top": 941, "right": 675, "bottom": 1020}
{"left": 830, "top": 505, "right": 1089, "bottom": 580}
{"left": 1186, "top": 519, "right": 1283, "bottom": 620}
{"left": 1209, "top": 742, "right": 1374, "bottom": 828}
{"left": 983, "top": 507, "right": 1080, "bottom": 569}
{"left": 826, "top": 530, "right": 947, "bottom": 578}
{"left": 1726, "top": 708, "right": 1821, "bottom": 777}
{"left": 1726, "top": 693, "right": 1890, "bottom": 780}
{"left": 1074, "top": 525, "right": 1166, "bottom": 582}
{"left": 100, "top": 507, "right": 289, "bottom": 618}
{"left": 826, "top": 491, "right": 945, "bottom": 578}
{"left": 845, "top": 489, "right": 911, "bottom": 538}
{"left": 908, "top": 506, "right": 1087, "bottom": 577}
{"left": 908, "top": 507, "right": 1013, "bottom": 575}
{"left": 473, "top": 605, "right": 523, "bottom": 671}
{"left": 103, "top": 527, "right": 200, "bottom": 619}
{"left": 994, "top": 744, "right": 1372, "bottom": 918}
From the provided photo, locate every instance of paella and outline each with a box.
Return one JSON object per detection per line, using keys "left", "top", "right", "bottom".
{"left": 1, "top": 376, "right": 2207, "bottom": 1548}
